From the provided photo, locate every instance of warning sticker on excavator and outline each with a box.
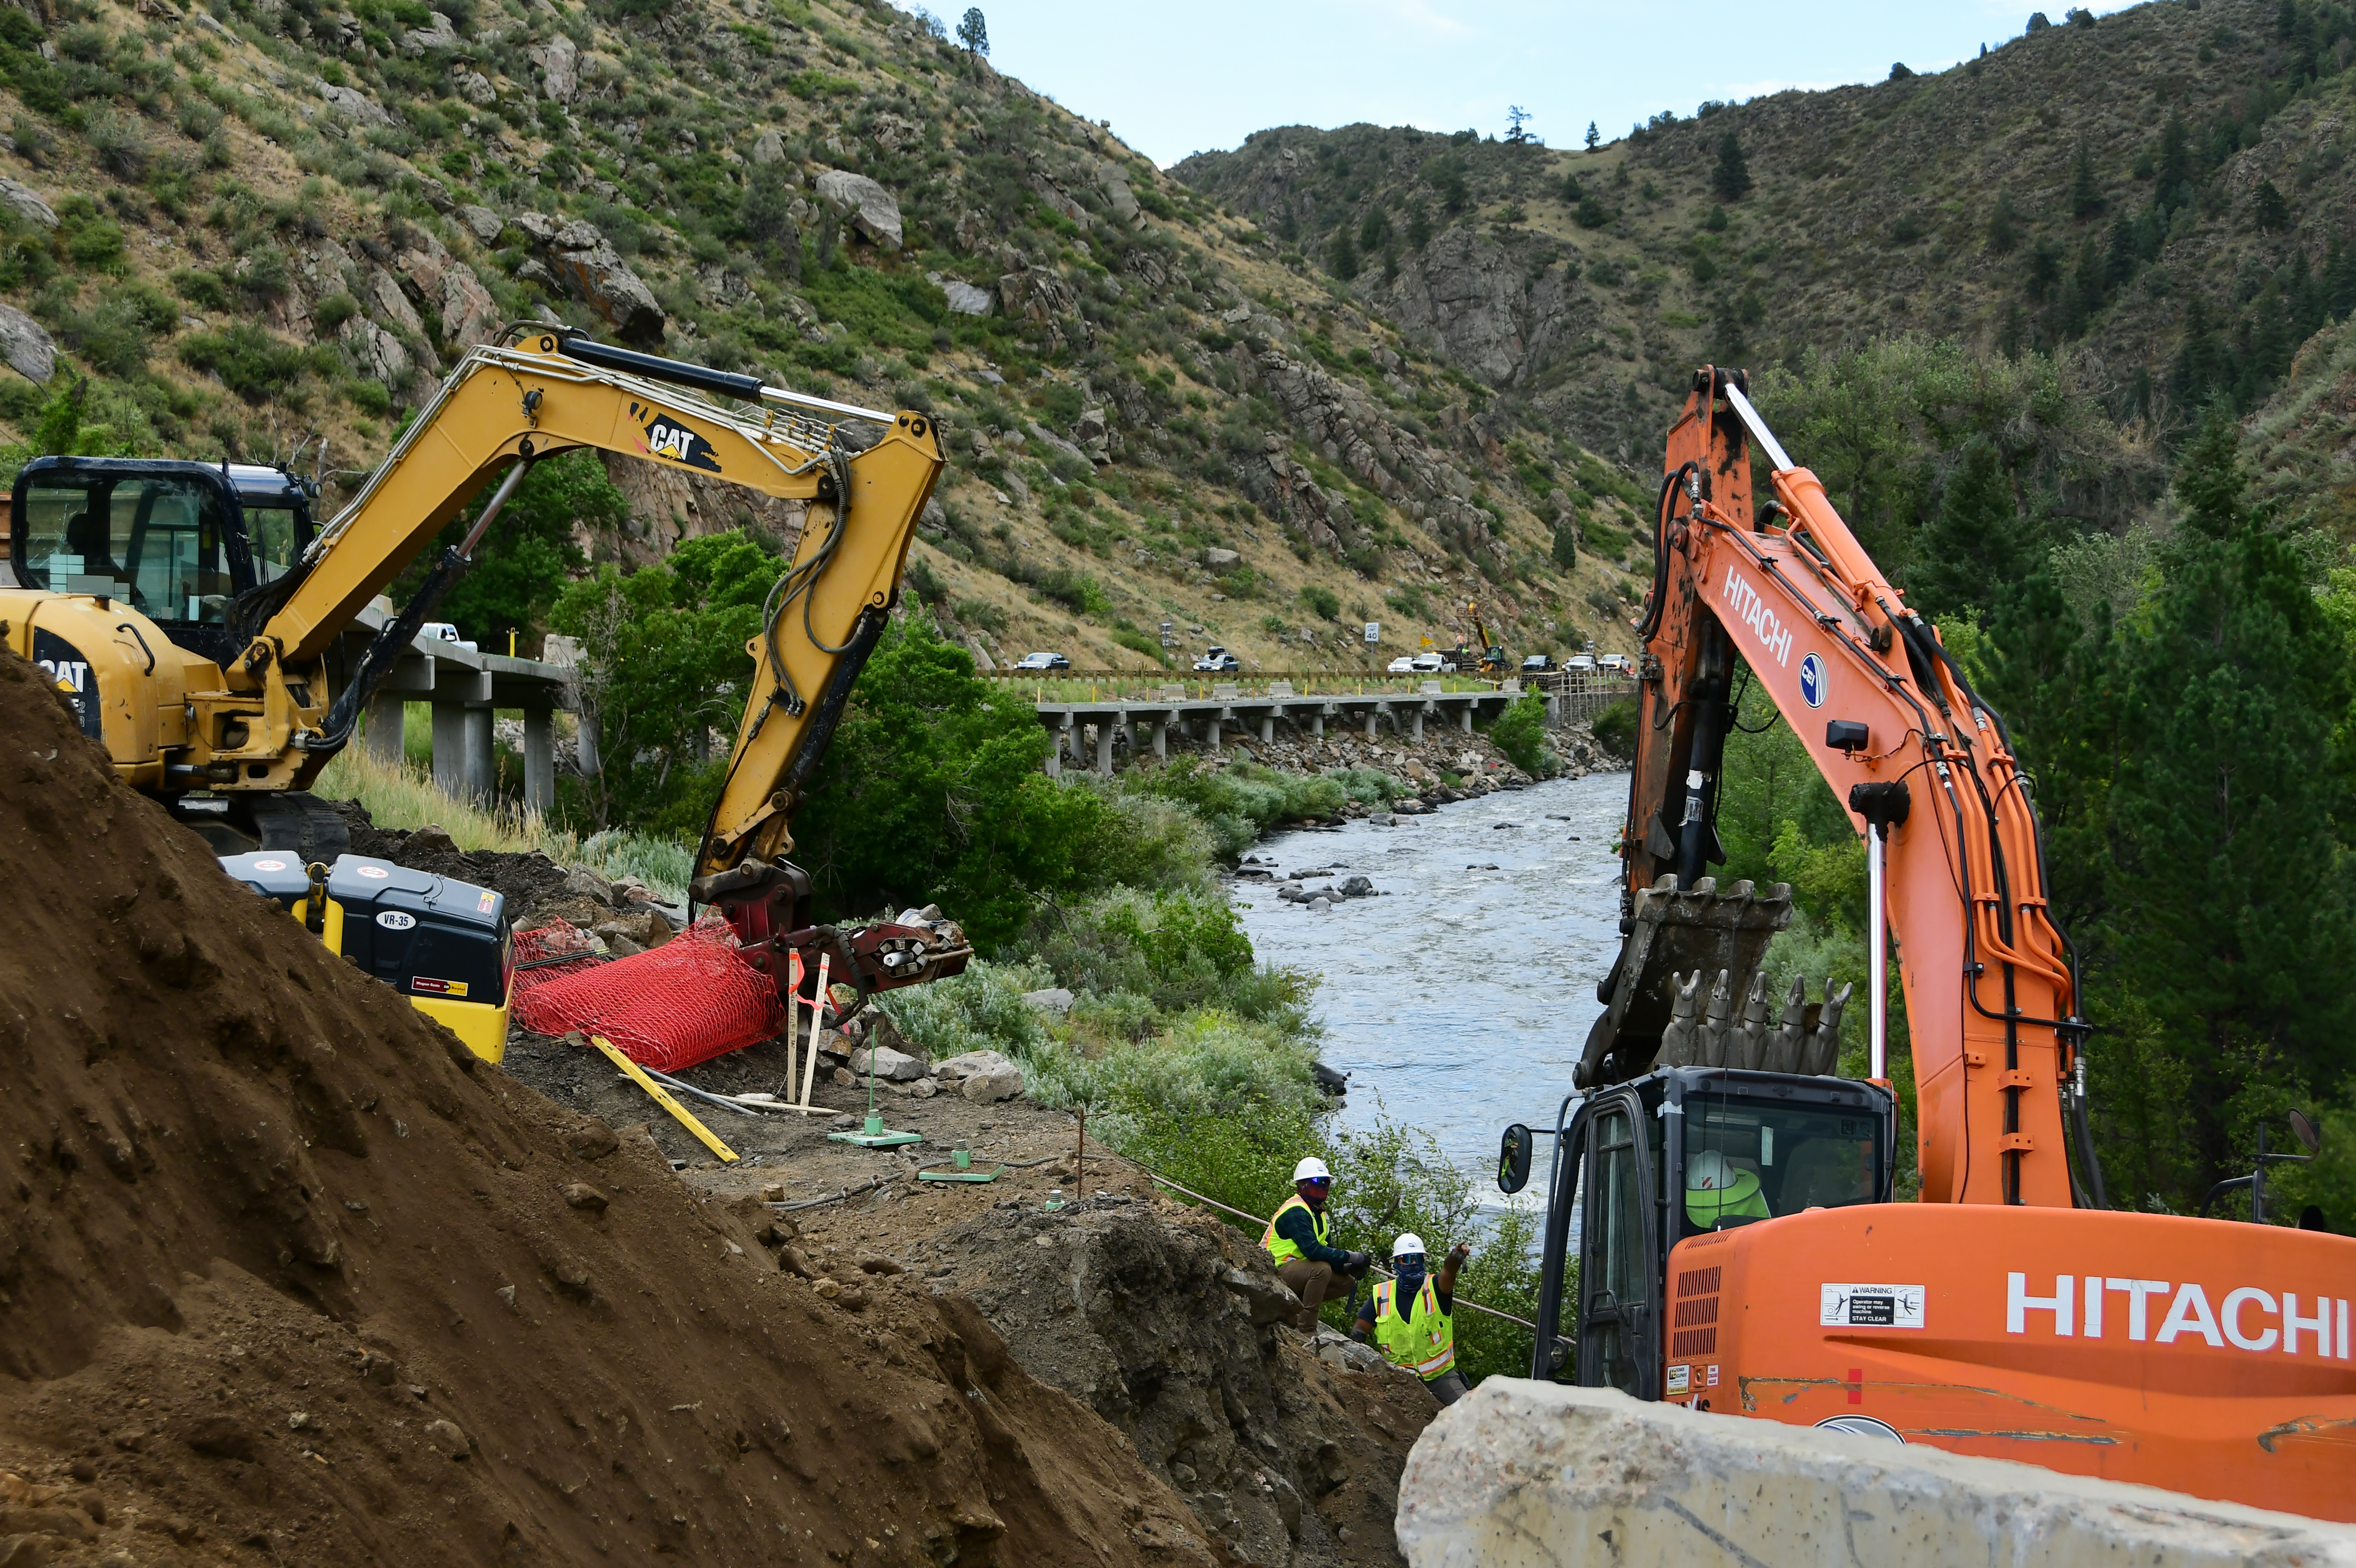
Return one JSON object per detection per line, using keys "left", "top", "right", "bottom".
{"left": 411, "top": 976, "right": 469, "bottom": 996}
{"left": 1821, "top": 1283, "right": 1925, "bottom": 1329}
{"left": 1666, "top": 1365, "right": 1690, "bottom": 1394}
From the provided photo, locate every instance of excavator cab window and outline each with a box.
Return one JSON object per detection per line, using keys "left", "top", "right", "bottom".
{"left": 1680, "top": 1093, "right": 1883, "bottom": 1236}
{"left": 16, "top": 468, "right": 240, "bottom": 625}
{"left": 1577, "top": 1092, "right": 1661, "bottom": 1399}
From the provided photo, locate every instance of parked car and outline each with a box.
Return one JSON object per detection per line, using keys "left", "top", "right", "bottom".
{"left": 1386, "top": 655, "right": 1418, "bottom": 674}
{"left": 1410, "top": 652, "right": 1447, "bottom": 674}
{"left": 419, "top": 620, "right": 478, "bottom": 652}
{"left": 1598, "top": 653, "right": 1631, "bottom": 672}
{"left": 1014, "top": 651, "right": 1071, "bottom": 671}
{"left": 1194, "top": 647, "right": 1241, "bottom": 672}
{"left": 1521, "top": 653, "right": 1556, "bottom": 673}
{"left": 1566, "top": 654, "right": 1597, "bottom": 672}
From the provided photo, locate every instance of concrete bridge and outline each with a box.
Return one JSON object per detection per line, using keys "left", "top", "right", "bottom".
{"left": 1035, "top": 675, "right": 1627, "bottom": 777}
{"left": 342, "top": 607, "right": 577, "bottom": 810}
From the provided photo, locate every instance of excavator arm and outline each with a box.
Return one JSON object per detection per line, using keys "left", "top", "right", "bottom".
{"left": 1587, "top": 366, "right": 2090, "bottom": 1209}
{"left": 246, "top": 328, "right": 964, "bottom": 1000}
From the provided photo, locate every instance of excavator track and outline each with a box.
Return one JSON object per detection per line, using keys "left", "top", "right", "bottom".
{"left": 174, "top": 790, "right": 352, "bottom": 863}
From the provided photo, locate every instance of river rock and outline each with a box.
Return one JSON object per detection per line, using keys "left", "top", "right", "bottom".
{"left": 1338, "top": 875, "right": 1374, "bottom": 898}
{"left": 851, "top": 1044, "right": 924, "bottom": 1082}
{"left": 1308, "top": 897, "right": 1333, "bottom": 912}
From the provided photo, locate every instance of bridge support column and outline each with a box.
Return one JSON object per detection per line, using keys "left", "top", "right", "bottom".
{"left": 1260, "top": 716, "right": 1274, "bottom": 744}
{"left": 363, "top": 692, "right": 406, "bottom": 764}
{"left": 1460, "top": 704, "right": 1474, "bottom": 734}
{"left": 1096, "top": 720, "right": 1115, "bottom": 776}
{"left": 524, "top": 705, "right": 555, "bottom": 813}
{"left": 1364, "top": 707, "right": 1379, "bottom": 738}
{"left": 1311, "top": 711, "right": 1325, "bottom": 739}
{"left": 1153, "top": 720, "right": 1168, "bottom": 759}
{"left": 1410, "top": 708, "right": 1424, "bottom": 742}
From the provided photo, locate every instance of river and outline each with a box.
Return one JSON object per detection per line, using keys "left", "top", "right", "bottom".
{"left": 1231, "top": 770, "right": 1631, "bottom": 1195}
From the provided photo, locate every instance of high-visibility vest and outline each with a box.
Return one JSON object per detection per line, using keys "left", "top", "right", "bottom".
{"left": 1372, "top": 1277, "right": 1455, "bottom": 1379}
{"left": 1685, "top": 1167, "right": 1772, "bottom": 1229}
{"left": 1263, "top": 1194, "right": 1330, "bottom": 1266}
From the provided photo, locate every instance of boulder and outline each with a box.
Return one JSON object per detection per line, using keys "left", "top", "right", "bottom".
{"left": 750, "top": 127, "right": 789, "bottom": 165}
{"left": 942, "top": 280, "right": 994, "bottom": 316}
{"left": 510, "top": 210, "right": 560, "bottom": 246}
{"left": 1338, "top": 875, "right": 1374, "bottom": 898}
{"left": 366, "top": 267, "right": 426, "bottom": 339}
{"left": 527, "top": 32, "right": 578, "bottom": 101}
{"left": 1397, "top": 1380, "right": 2356, "bottom": 1566}
{"left": 1219, "top": 1267, "right": 1299, "bottom": 1327}
{"left": 339, "top": 316, "right": 410, "bottom": 387}
{"left": 0, "top": 177, "right": 56, "bottom": 230}
{"left": 1095, "top": 159, "right": 1140, "bottom": 226}
{"left": 560, "top": 866, "right": 618, "bottom": 906}
{"left": 961, "top": 1065, "right": 1024, "bottom": 1104}
{"left": 1021, "top": 987, "right": 1075, "bottom": 1015}
{"left": 812, "top": 168, "right": 903, "bottom": 250}
{"left": 0, "top": 303, "right": 55, "bottom": 383}
{"left": 931, "top": 1049, "right": 1015, "bottom": 1083}
{"left": 438, "top": 263, "right": 500, "bottom": 348}
{"left": 454, "top": 204, "right": 502, "bottom": 244}
{"left": 402, "top": 9, "right": 459, "bottom": 52}
{"left": 452, "top": 67, "right": 497, "bottom": 107}
{"left": 317, "top": 79, "right": 394, "bottom": 127}
{"left": 1204, "top": 548, "right": 1241, "bottom": 567}
{"left": 849, "top": 1044, "right": 924, "bottom": 1083}
{"left": 543, "top": 239, "right": 665, "bottom": 347}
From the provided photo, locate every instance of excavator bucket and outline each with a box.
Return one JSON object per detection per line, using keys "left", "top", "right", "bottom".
{"left": 1575, "top": 875, "right": 1825, "bottom": 1087}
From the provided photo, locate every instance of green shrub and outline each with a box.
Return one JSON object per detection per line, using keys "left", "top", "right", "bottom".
{"left": 179, "top": 324, "right": 304, "bottom": 402}
{"left": 1111, "top": 625, "right": 1167, "bottom": 664}
{"left": 1029, "top": 886, "right": 1307, "bottom": 1026}
{"left": 1591, "top": 697, "right": 1637, "bottom": 758}
{"left": 1036, "top": 567, "right": 1107, "bottom": 616}
{"left": 1298, "top": 583, "right": 1341, "bottom": 620}
{"left": 1485, "top": 690, "right": 1553, "bottom": 776}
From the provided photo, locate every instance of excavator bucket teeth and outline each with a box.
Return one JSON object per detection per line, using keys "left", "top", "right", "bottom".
{"left": 1576, "top": 876, "right": 1792, "bottom": 1088}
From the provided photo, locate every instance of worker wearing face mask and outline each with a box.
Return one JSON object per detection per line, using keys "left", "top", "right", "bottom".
{"left": 1350, "top": 1233, "right": 1471, "bottom": 1406}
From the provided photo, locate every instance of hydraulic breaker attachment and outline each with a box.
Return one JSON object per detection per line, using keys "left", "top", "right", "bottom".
{"left": 690, "top": 861, "right": 974, "bottom": 1013}
{"left": 1575, "top": 874, "right": 1792, "bottom": 1088}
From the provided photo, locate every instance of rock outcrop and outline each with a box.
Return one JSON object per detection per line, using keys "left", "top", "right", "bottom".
{"left": 813, "top": 168, "right": 904, "bottom": 251}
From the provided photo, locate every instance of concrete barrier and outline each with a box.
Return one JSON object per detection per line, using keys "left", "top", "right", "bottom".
{"left": 1396, "top": 1381, "right": 2356, "bottom": 1567}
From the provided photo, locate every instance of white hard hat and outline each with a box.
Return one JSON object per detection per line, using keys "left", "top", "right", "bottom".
{"left": 1687, "top": 1149, "right": 1735, "bottom": 1192}
{"left": 1292, "top": 1156, "right": 1331, "bottom": 1183}
{"left": 1392, "top": 1233, "right": 1427, "bottom": 1259}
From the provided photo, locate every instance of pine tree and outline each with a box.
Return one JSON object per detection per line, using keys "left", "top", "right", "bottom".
{"left": 2156, "top": 111, "right": 2192, "bottom": 208}
{"left": 2252, "top": 178, "right": 2291, "bottom": 232}
{"left": 2104, "top": 212, "right": 2139, "bottom": 289}
{"left": 1584, "top": 121, "right": 1600, "bottom": 151}
{"left": 956, "top": 6, "right": 988, "bottom": 58}
{"left": 2171, "top": 295, "right": 2232, "bottom": 408}
{"left": 2070, "top": 136, "right": 2103, "bottom": 218}
{"left": 1710, "top": 131, "right": 1752, "bottom": 203}
{"left": 1987, "top": 189, "right": 2019, "bottom": 254}
{"left": 2106, "top": 411, "right": 2356, "bottom": 1203}
{"left": 1551, "top": 520, "right": 1578, "bottom": 569}
{"left": 1327, "top": 225, "right": 1361, "bottom": 281}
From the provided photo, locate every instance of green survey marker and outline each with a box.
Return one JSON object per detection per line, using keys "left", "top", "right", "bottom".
{"left": 918, "top": 1145, "right": 1002, "bottom": 1183}
{"left": 825, "top": 1041, "right": 926, "bottom": 1148}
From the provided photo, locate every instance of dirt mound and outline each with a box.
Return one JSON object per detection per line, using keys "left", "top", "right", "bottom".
{"left": 914, "top": 1197, "right": 1434, "bottom": 1566}
{"left": 0, "top": 649, "right": 1223, "bottom": 1567}
{"left": 329, "top": 799, "right": 572, "bottom": 912}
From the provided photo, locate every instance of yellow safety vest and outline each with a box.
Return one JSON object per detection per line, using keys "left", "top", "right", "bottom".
{"left": 1686, "top": 1168, "right": 1772, "bottom": 1229}
{"left": 1372, "top": 1277, "right": 1455, "bottom": 1379}
{"left": 1263, "top": 1193, "right": 1330, "bottom": 1266}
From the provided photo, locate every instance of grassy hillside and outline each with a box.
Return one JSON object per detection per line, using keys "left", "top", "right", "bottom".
{"left": 1174, "top": 0, "right": 2356, "bottom": 479}
{"left": 0, "top": 0, "right": 1652, "bottom": 674}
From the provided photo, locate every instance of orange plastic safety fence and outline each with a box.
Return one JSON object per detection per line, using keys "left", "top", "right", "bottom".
{"left": 509, "top": 915, "right": 785, "bottom": 1072}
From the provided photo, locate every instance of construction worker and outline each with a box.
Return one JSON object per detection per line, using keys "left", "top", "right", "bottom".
{"left": 1263, "top": 1156, "right": 1371, "bottom": 1332}
{"left": 1685, "top": 1148, "right": 1771, "bottom": 1228}
{"left": 1351, "top": 1233, "right": 1471, "bottom": 1406}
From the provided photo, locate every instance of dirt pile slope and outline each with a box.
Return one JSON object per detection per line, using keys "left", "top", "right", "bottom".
{"left": 0, "top": 646, "right": 1221, "bottom": 1567}
{"left": 910, "top": 1199, "right": 1435, "bottom": 1568}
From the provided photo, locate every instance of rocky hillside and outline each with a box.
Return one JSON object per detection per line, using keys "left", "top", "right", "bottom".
{"left": 0, "top": 0, "right": 1658, "bottom": 674}
{"left": 1174, "top": 0, "right": 2356, "bottom": 475}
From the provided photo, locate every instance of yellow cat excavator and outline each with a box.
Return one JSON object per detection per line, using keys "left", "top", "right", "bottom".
{"left": 2, "top": 327, "right": 969, "bottom": 1044}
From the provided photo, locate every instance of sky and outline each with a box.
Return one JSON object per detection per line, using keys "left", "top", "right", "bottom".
{"left": 896, "top": 1, "right": 2143, "bottom": 168}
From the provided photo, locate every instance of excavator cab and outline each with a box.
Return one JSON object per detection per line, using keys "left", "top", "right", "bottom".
{"left": 10, "top": 458, "right": 317, "bottom": 668}
{"left": 1506, "top": 1066, "right": 1896, "bottom": 1400}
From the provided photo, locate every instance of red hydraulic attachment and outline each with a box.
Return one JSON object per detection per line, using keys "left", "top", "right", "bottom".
{"left": 689, "top": 860, "right": 974, "bottom": 1018}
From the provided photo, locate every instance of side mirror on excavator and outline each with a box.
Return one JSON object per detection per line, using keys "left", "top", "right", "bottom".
{"left": 1497, "top": 1124, "right": 1535, "bottom": 1195}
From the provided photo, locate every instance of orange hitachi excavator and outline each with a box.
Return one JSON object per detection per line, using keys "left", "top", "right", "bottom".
{"left": 1496, "top": 367, "right": 2356, "bottom": 1520}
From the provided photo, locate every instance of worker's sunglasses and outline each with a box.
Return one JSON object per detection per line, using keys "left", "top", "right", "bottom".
{"left": 1302, "top": 1176, "right": 1331, "bottom": 1187}
{"left": 1395, "top": 1256, "right": 1425, "bottom": 1268}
